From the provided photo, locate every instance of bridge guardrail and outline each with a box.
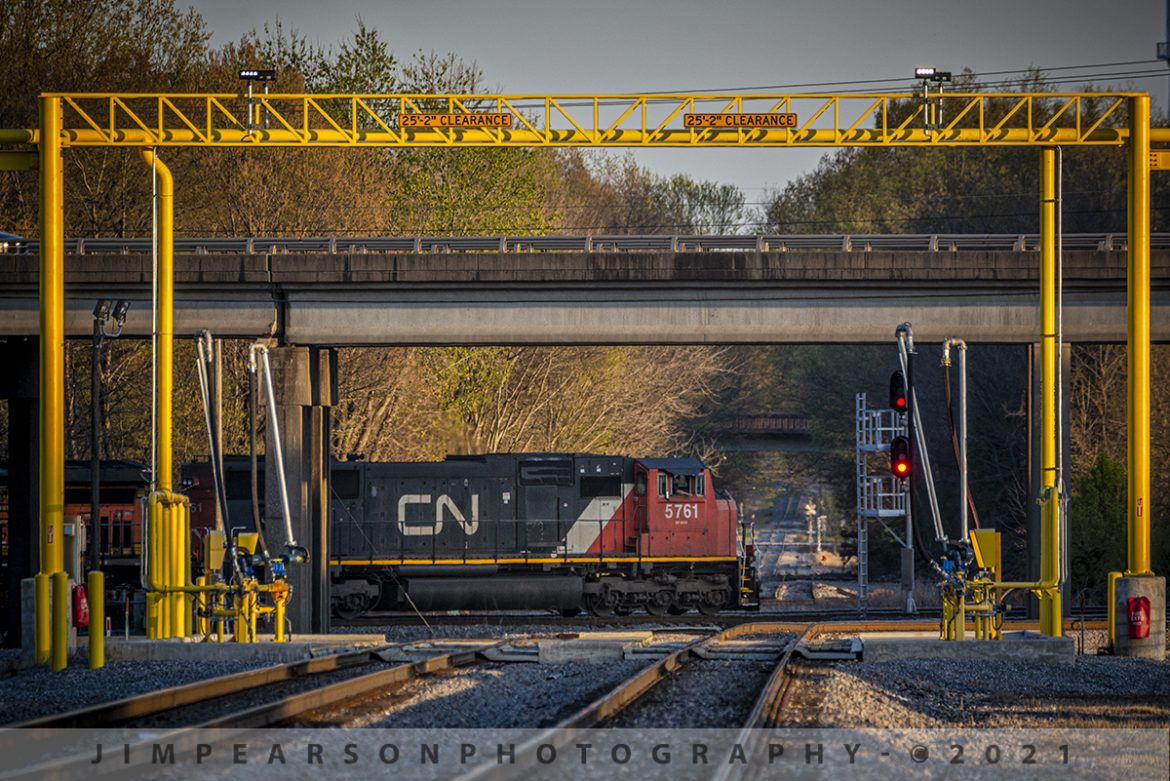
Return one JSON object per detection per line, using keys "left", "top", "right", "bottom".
{"left": 2, "top": 232, "right": 1164, "bottom": 255}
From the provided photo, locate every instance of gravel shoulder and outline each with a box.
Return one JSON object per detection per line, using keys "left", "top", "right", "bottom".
{"left": 809, "top": 654, "right": 1170, "bottom": 728}
{"left": 0, "top": 657, "right": 269, "bottom": 725}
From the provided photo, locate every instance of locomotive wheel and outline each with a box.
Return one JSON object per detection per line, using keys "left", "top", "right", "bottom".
{"left": 667, "top": 605, "right": 690, "bottom": 615}
{"left": 696, "top": 601, "right": 722, "bottom": 617}
{"left": 334, "top": 593, "right": 370, "bottom": 621}
{"left": 645, "top": 591, "right": 673, "bottom": 617}
{"left": 697, "top": 589, "right": 729, "bottom": 617}
{"left": 585, "top": 592, "right": 618, "bottom": 617}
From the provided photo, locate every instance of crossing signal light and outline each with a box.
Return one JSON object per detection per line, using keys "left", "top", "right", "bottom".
{"left": 890, "top": 436, "right": 911, "bottom": 478}
{"left": 889, "top": 370, "right": 908, "bottom": 413}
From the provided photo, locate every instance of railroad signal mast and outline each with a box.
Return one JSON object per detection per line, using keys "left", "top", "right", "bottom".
{"left": 855, "top": 372, "right": 914, "bottom": 614}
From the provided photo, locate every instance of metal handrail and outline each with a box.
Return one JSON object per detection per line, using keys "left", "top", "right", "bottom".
{"left": 2, "top": 232, "right": 1163, "bottom": 255}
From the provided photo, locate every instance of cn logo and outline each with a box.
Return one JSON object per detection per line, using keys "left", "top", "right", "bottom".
{"left": 397, "top": 494, "right": 480, "bottom": 536}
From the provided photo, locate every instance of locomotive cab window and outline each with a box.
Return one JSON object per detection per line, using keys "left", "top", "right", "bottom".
{"left": 657, "top": 473, "right": 669, "bottom": 498}
{"left": 635, "top": 472, "right": 647, "bottom": 496}
{"left": 668, "top": 473, "right": 705, "bottom": 497}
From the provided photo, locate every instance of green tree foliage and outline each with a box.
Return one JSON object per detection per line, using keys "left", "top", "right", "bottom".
{"left": 1068, "top": 453, "right": 1128, "bottom": 599}
{"left": 763, "top": 71, "right": 1168, "bottom": 234}
{"left": 656, "top": 174, "right": 750, "bottom": 234}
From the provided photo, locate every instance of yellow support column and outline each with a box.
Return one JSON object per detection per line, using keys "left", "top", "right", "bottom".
{"left": 33, "top": 573, "right": 49, "bottom": 663}
{"left": 38, "top": 95, "right": 65, "bottom": 667}
{"left": 1127, "top": 96, "right": 1151, "bottom": 577}
{"left": 50, "top": 571, "right": 67, "bottom": 671}
{"left": 88, "top": 570, "right": 104, "bottom": 668}
{"left": 1039, "top": 147, "right": 1062, "bottom": 637}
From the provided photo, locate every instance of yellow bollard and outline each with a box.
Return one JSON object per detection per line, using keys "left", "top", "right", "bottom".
{"left": 273, "top": 583, "right": 289, "bottom": 643}
{"left": 50, "top": 571, "right": 68, "bottom": 672}
{"left": 34, "top": 572, "right": 49, "bottom": 664}
{"left": 274, "top": 597, "right": 286, "bottom": 643}
{"left": 88, "top": 571, "right": 104, "bottom": 669}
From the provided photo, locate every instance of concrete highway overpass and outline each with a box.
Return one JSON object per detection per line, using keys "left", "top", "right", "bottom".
{"left": 1, "top": 245, "right": 1168, "bottom": 344}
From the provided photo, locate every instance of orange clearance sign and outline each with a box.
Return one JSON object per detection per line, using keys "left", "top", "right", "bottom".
{"left": 684, "top": 113, "right": 798, "bottom": 129}
{"left": 400, "top": 113, "right": 513, "bottom": 129}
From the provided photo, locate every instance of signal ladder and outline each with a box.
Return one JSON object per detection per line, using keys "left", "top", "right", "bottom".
{"left": 855, "top": 393, "right": 910, "bottom": 610}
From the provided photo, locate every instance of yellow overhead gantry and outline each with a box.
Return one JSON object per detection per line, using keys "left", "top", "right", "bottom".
{"left": 2, "top": 89, "right": 1161, "bottom": 664}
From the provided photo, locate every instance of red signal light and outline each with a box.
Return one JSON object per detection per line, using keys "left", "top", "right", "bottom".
{"left": 890, "top": 435, "right": 911, "bottom": 479}
{"left": 890, "top": 371, "right": 908, "bottom": 413}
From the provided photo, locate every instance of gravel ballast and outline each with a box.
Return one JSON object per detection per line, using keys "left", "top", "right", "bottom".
{"left": 604, "top": 658, "right": 774, "bottom": 728}
{"left": 320, "top": 660, "right": 649, "bottom": 728}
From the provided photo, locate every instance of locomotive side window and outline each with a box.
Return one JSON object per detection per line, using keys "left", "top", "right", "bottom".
{"left": 580, "top": 475, "right": 622, "bottom": 498}
{"left": 635, "top": 472, "right": 647, "bottom": 496}
{"left": 696, "top": 474, "right": 706, "bottom": 497}
{"left": 657, "top": 473, "right": 668, "bottom": 498}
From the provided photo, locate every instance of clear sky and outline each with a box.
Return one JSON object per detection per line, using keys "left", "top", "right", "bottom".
{"left": 187, "top": 0, "right": 1168, "bottom": 201}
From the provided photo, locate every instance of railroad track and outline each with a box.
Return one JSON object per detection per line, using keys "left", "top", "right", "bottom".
{"left": 340, "top": 607, "right": 1111, "bottom": 629}
{"left": 4, "top": 639, "right": 503, "bottom": 780}
{"left": 2, "top": 616, "right": 1113, "bottom": 780}
{"left": 451, "top": 621, "right": 836, "bottom": 781}
{"left": 338, "top": 606, "right": 919, "bottom": 628}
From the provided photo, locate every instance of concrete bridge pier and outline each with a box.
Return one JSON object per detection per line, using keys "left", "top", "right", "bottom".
{"left": 0, "top": 338, "right": 39, "bottom": 648}
{"left": 263, "top": 346, "right": 335, "bottom": 634}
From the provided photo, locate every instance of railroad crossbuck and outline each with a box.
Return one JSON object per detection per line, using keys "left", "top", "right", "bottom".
{"left": 1, "top": 88, "right": 1164, "bottom": 665}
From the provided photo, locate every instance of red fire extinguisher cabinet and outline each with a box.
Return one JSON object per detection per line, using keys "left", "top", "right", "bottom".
{"left": 1127, "top": 595, "right": 1151, "bottom": 640}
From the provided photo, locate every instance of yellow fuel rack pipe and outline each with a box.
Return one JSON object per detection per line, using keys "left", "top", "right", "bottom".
{"left": 145, "top": 491, "right": 227, "bottom": 639}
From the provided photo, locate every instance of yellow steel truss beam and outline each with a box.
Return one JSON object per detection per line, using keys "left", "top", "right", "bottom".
{"left": 11, "top": 91, "right": 1142, "bottom": 148}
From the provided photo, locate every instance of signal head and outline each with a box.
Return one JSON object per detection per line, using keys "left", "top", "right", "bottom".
{"left": 890, "top": 435, "right": 912, "bottom": 479}
{"left": 889, "top": 370, "right": 908, "bottom": 413}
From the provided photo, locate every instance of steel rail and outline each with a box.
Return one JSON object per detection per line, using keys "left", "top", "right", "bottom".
{"left": 195, "top": 642, "right": 496, "bottom": 728}
{"left": 2, "top": 232, "right": 1161, "bottom": 255}
{"left": 737, "top": 624, "right": 816, "bottom": 730}
{"left": 12, "top": 644, "right": 391, "bottom": 728}
{"left": 706, "top": 624, "right": 818, "bottom": 781}
{"left": 1, "top": 642, "right": 500, "bottom": 781}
